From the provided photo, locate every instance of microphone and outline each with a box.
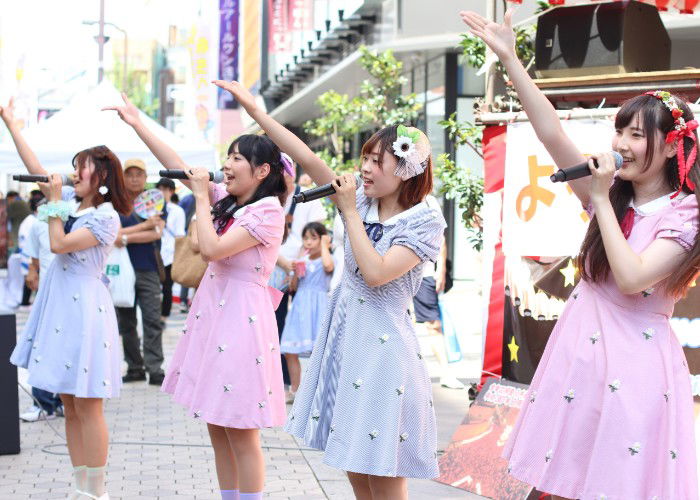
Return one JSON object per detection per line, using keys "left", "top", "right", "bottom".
{"left": 293, "top": 175, "right": 362, "bottom": 203}
{"left": 550, "top": 152, "right": 624, "bottom": 183}
{"left": 159, "top": 169, "right": 225, "bottom": 183}
{"left": 12, "top": 174, "right": 74, "bottom": 186}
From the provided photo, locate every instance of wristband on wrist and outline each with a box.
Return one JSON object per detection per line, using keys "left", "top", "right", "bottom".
{"left": 37, "top": 201, "right": 73, "bottom": 222}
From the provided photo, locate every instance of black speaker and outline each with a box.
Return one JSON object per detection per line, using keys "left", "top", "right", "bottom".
{"left": 535, "top": 1, "right": 671, "bottom": 78}
{"left": 0, "top": 314, "right": 20, "bottom": 455}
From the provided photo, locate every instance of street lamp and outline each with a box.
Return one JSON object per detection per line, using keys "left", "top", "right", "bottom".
{"left": 83, "top": 20, "right": 128, "bottom": 90}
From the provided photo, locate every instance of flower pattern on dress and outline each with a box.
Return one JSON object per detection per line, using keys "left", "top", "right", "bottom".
{"left": 193, "top": 410, "right": 201, "bottom": 418}
{"left": 590, "top": 331, "right": 601, "bottom": 344}
{"left": 358, "top": 297, "right": 366, "bottom": 304}
{"left": 369, "top": 429, "right": 379, "bottom": 440}
{"left": 258, "top": 401, "right": 266, "bottom": 409}
{"left": 64, "top": 361, "right": 72, "bottom": 370}
{"left": 545, "top": 450, "right": 553, "bottom": 462}
{"left": 311, "top": 409, "right": 320, "bottom": 421}
{"left": 608, "top": 379, "right": 620, "bottom": 392}
{"left": 399, "top": 433, "right": 408, "bottom": 442}
{"left": 98, "top": 305, "right": 105, "bottom": 313}
{"left": 223, "top": 384, "right": 232, "bottom": 392}
{"left": 379, "top": 334, "right": 389, "bottom": 344}
{"left": 219, "top": 299, "right": 226, "bottom": 307}
{"left": 664, "top": 390, "right": 671, "bottom": 402}
{"left": 629, "top": 442, "right": 641, "bottom": 456}
{"left": 670, "top": 450, "right": 678, "bottom": 460}
{"left": 103, "top": 341, "right": 111, "bottom": 349}
{"left": 564, "top": 389, "right": 575, "bottom": 402}
{"left": 195, "top": 312, "right": 201, "bottom": 319}
{"left": 396, "top": 386, "right": 405, "bottom": 396}
{"left": 55, "top": 326, "right": 62, "bottom": 334}
{"left": 182, "top": 326, "right": 188, "bottom": 334}
{"left": 248, "top": 315, "right": 257, "bottom": 324}
{"left": 217, "top": 344, "right": 227, "bottom": 352}
{"left": 530, "top": 391, "right": 537, "bottom": 403}
{"left": 72, "top": 294, "right": 80, "bottom": 301}
{"left": 353, "top": 378, "right": 363, "bottom": 389}
{"left": 642, "top": 328, "right": 655, "bottom": 340}
{"left": 255, "top": 356, "right": 263, "bottom": 365}
{"left": 209, "top": 271, "right": 215, "bottom": 279}
{"left": 642, "top": 287, "right": 655, "bottom": 297}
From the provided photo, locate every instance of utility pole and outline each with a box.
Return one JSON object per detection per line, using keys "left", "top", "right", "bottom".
{"left": 97, "top": 0, "right": 105, "bottom": 83}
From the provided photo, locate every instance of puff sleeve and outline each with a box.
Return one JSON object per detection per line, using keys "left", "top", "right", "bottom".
{"left": 656, "top": 195, "right": 699, "bottom": 252}
{"left": 83, "top": 206, "right": 120, "bottom": 246}
{"left": 390, "top": 206, "right": 446, "bottom": 263}
{"left": 237, "top": 202, "right": 285, "bottom": 248}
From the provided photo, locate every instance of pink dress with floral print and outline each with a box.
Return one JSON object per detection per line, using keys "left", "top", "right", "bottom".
{"left": 504, "top": 193, "right": 699, "bottom": 499}
{"left": 161, "top": 184, "right": 286, "bottom": 428}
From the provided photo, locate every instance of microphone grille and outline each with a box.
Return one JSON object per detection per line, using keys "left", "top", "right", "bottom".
{"left": 612, "top": 151, "right": 624, "bottom": 170}
{"left": 212, "top": 171, "right": 225, "bottom": 183}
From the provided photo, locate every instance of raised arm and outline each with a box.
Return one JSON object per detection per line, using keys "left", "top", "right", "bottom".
{"left": 460, "top": 9, "right": 590, "bottom": 205}
{"left": 0, "top": 98, "right": 47, "bottom": 176}
{"left": 212, "top": 80, "right": 336, "bottom": 187}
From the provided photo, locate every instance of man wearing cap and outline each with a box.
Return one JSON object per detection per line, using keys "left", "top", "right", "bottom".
{"left": 155, "top": 177, "right": 185, "bottom": 321}
{"left": 115, "top": 158, "right": 167, "bottom": 385}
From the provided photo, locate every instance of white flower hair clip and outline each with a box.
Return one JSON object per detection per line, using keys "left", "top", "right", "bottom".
{"left": 98, "top": 185, "right": 109, "bottom": 195}
{"left": 391, "top": 125, "right": 431, "bottom": 180}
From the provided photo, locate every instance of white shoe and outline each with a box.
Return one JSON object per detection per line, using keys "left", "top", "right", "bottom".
{"left": 440, "top": 376, "right": 465, "bottom": 390}
{"left": 77, "top": 491, "right": 109, "bottom": 499}
{"left": 20, "top": 405, "right": 56, "bottom": 422}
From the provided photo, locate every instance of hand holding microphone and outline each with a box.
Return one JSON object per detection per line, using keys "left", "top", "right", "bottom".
{"left": 550, "top": 152, "right": 623, "bottom": 183}
{"left": 293, "top": 174, "right": 362, "bottom": 203}
{"left": 159, "top": 169, "right": 224, "bottom": 183}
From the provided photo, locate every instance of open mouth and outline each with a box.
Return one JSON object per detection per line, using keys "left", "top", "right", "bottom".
{"left": 363, "top": 177, "right": 374, "bottom": 185}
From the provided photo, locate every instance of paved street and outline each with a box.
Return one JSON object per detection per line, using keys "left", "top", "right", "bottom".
{"left": 2, "top": 282, "right": 483, "bottom": 499}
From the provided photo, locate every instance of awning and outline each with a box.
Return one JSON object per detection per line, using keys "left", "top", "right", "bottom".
{"left": 508, "top": 0, "right": 699, "bottom": 14}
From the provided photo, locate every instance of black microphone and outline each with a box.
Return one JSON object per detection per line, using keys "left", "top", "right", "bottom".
{"left": 293, "top": 175, "right": 362, "bottom": 203}
{"left": 12, "top": 174, "right": 74, "bottom": 186}
{"left": 159, "top": 169, "right": 225, "bottom": 183}
{"left": 550, "top": 152, "right": 624, "bottom": 183}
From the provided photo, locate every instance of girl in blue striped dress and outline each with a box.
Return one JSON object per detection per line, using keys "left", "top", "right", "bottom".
{"left": 214, "top": 80, "right": 447, "bottom": 499}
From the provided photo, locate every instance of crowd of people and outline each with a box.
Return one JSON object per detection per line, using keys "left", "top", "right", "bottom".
{"left": 1, "top": 9, "right": 699, "bottom": 500}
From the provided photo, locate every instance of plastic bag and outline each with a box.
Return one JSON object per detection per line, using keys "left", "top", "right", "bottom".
{"left": 104, "top": 247, "right": 135, "bottom": 307}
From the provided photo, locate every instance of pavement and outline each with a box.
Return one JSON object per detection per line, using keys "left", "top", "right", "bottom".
{"left": 1, "top": 281, "right": 484, "bottom": 499}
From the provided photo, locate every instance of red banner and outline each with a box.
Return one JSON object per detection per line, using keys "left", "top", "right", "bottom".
{"left": 268, "top": 0, "right": 291, "bottom": 53}
{"left": 288, "top": 0, "right": 313, "bottom": 31}
{"left": 507, "top": 0, "right": 697, "bottom": 13}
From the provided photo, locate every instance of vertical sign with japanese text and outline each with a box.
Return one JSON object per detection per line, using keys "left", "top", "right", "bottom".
{"left": 218, "top": 0, "right": 239, "bottom": 109}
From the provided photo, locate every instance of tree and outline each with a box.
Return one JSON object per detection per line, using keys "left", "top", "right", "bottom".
{"left": 107, "top": 59, "right": 160, "bottom": 119}
{"left": 304, "top": 46, "right": 421, "bottom": 174}
{"left": 435, "top": 1, "right": 550, "bottom": 250}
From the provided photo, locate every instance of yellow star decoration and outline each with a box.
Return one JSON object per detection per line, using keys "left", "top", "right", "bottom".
{"left": 560, "top": 258, "right": 578, "bottom": 287}
{"left": 508, "top": 336, "right": 520, "bottom": 363}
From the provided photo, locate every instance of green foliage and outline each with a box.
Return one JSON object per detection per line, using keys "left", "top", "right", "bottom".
{"left": 435, "top": 112, "right": 485, "bottom": 250}
{"left": 107, "top": 60, "right": 159, "bottom": 119}
{"left": 303, "top": 46, "right": 421, "bottom": 175}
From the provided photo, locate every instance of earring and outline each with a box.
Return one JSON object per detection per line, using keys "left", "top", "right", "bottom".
{"left": 98, "top": 186, "right": 109, "bottom": 195}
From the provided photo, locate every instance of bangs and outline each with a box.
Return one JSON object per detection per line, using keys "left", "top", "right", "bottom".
{"left": 361, "top": 127, "right": 398, "bottom": 167}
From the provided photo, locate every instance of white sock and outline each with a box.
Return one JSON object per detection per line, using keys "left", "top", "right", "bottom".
{"left": 85, "top": 466, "right": 106, "bottom": 497}
{"left": 239, "top": 493, "right": 262, "bottom": 499}
{"left": 221, "top": 490, "right": 239, "bottom": 500}
{"left": 68, "top": 466, "right": 87, "bottom": 499}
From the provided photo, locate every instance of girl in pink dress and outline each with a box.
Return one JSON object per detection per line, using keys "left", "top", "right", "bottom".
{"left": 461, "top": 10, "right": 700, "bottom": 500}
{"left": 106, "top": 95, "right": 289, "bottom": 500}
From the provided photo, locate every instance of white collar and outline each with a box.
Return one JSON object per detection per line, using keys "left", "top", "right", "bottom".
{"left": 233, "top": 196, "right": 280, "bottom": 217}
{"left": 365, "top": 197, "right": 430, "bottom": 225}
{"left": 74, "top": 201, "right": 114, "bottom": 218}
{"left": 631, "top": 192, "right": 686, "bottom": 216}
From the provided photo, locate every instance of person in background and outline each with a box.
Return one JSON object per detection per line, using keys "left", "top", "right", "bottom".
{"left": 177, "top": 191, "right": 196, "bottom": 312}
{"left": 155, "top": 178, "right": 186, "bottom": 322}
{"left": 6, "top": 190, "right": 30, "bottom": 253}
{"left": 271, "top": 161, "right": 326, "bottom": 390}
{"left": 17, "top": 190, "right": 43, "bottom": 307}
{"left": 114, "top": 158, "right": 166, "bottom": 386}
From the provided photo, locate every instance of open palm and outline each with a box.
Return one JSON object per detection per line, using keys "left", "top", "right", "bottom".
{"left": 212, "top": 80, "right": 256, "bottom": 111}
{"left": 0, "top": 97, "right": 16, "bottom": 126}
{"left": 459, "top": 9, "right": 516, "bottom": 61}
{"left": 102, "top": 92, "right": 141, "bottom": 127}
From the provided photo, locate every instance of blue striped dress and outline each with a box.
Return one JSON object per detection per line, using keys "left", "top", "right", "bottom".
{"left": 285, "top": 186, "right": 446, "bottom": 478}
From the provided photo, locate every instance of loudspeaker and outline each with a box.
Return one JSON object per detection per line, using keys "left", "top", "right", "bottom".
{"left": 0, "top": 314, "right": 19, "bottom": 454}
{"left": 535, "top": 1, "right": 670, "bottom": 78}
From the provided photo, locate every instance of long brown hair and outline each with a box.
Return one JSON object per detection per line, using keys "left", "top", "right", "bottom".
{"left": 577, "top": 93, "right": 700, "bottom": 296}
{"left": 72, "top": 145, "right": 131, "bottom": 215}
{"left": 361, "top": 125, "right": 433, "bottom": 209}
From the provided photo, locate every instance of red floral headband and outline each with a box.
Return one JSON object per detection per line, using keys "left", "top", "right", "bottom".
{"left": 644, "top": 91, "right": 697, "bottom": 198}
